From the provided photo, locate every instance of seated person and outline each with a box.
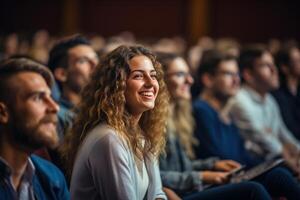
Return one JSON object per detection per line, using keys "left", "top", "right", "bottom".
{"left": 61, "top": 46, "right": 168, "bottom": 200}
{"left": 157, "top": 52, "right": 272, "bottom": 200}
{"left": 0, "top": 58, "right": 69, "bottom": 199}
{"left": 47, "top": 35, "right": 99, "bottom": 174}
{"left": 272, "top": 45, "right": 300, "bottom": 141}
{"left": 227, "top": 46, "right": 300, "bottom": 175}
{"left": 192, "top": 50, "right": 300, "bottom": 200}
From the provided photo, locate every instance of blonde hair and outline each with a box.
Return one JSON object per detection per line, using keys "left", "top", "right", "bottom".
{"left": 61, "top": 45, "right": 169, "bottom": 173}
{"left": 169, "top": 100, "right": 198, "bottom": 158}
{"left": 157, "top": 52, "right": 198, "bottom": 158}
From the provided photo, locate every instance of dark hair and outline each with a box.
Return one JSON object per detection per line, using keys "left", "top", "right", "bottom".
{"left": 190, "top": 50, "right": 236, "bottom": 97}
{"left": 48, "top": 35, "right": 91, "bottom": 72}
{"left": 275, "top": 45, "right": 300, "bottom": 68}
{"left": 155, "top": 52, "right": 179, "bottom": 72}
{"left": 239, "top": 46, "right": 267, "bottom": 72}
{"left": 197, "top": 50, "right": 236, "bottom": 78}
{"left": 275, "top": 45, "right": 299, "bottom": 84}
{"left": 0, "top": 57, "right": 54, "bottom": 102}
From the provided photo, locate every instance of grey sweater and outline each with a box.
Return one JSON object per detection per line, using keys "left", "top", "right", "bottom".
{"left": 70, "top": 124, "right": 166, "bottom": 200}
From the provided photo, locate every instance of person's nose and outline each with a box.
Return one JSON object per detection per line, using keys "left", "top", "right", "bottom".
{"left": 186, "top": 74, "right": 194, "bottom": 85}
{"left": 46, "top": 96, "right": 60, "bottom": 113}
{"left": 144, "top": 74, "right": 156, "bottom": 87}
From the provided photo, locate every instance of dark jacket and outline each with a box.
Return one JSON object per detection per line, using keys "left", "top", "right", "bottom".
{"left": 0, "top": 155, "right": 69, "bottom": 200}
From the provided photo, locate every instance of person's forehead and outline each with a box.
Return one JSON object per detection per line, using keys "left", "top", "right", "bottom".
{"left": 260, "top": 52, "right": 273, "bottom": 61}
{"left": 218, "top": 59, "right": 238, "bottom": 71}
{"left": 9, "top": 72, "right": 50, "bottom": 94}
{"left": 68, "top": 44, "right": 95, "bottom": 56}
{"left": 129, "top": 55, "right": 155, "bottom": 70}
{"left": 169, "top": 57, "right": 189, "bottom": 72}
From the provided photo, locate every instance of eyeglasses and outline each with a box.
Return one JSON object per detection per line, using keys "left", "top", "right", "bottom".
{"left": 167, "top": 71, "right": 192, "bottom": 78}
{"left": 216, "top": 70, "right": 240, "bottom": 78}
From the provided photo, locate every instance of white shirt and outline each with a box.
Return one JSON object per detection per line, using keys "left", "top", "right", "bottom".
{"left": 227, "top": 85, "right": 300, "bottom": 158}
{"left": 135, "top": 159, "right": 149, "bottom": 200}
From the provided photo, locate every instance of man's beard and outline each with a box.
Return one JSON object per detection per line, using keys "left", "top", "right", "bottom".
{"left": 8, "top": 113, "right": 59, "bottom": 152}
{"left": 66, "top": 73, "right": 89, "bottom": 94}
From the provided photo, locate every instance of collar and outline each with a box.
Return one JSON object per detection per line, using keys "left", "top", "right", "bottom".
{"left": 242, "top": 85, "right": 268, "bottom": 104}
{"left": 0, "top": 156, "right": 35, "bottom": 183}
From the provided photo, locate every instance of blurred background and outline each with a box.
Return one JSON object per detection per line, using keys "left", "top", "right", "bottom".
{"left": 1, "top": 0, "right": 300, "bottom": 63}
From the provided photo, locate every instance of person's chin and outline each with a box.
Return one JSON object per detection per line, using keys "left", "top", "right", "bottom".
{"left": 142, "top": 102, "right": 155, "bottom": 111}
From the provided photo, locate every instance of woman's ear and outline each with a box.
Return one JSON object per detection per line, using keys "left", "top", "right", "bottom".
{"left": 0, "top": 102, "right": 9, "bottom": 124}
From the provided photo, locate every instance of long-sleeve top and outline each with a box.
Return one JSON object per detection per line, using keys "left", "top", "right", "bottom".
{"left": 272, "top": 84, "right": 300, "bottom": 141}
{"left": 159, "top": 130, "right": 218, "bottom": 195}
{"left": 227, "top": 86, "right": 300, "bottom": 158}
{"left": 193, "top": 99, "right": 262, "bottom": 168}
{"left": 70, "top": 123, "right": 166, "bottom": 200}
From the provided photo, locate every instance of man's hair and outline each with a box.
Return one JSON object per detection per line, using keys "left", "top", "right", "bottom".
{"left": 197, "top": 50, "right": 236, "bottom": 77}
{"left": 275, "top": 45, "right": 300, "bottom": 68}
{"left": 48, "top": 35, "right": 91, "bottom": 72}
{"left": 275, "top": 45, "right": 299, "bottom": 83}
{"left": 0, "top": 57, "right": 54, "bottom": 102}
{"left": 239, "top": 46, "right": 267, "bottom": 72}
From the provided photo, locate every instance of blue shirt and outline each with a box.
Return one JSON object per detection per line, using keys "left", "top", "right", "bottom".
{"left": 0, "top": 157, "right": 35, "bottom": 200}
{"left": 193, "top": 99, "right": 263, "bottom": 168}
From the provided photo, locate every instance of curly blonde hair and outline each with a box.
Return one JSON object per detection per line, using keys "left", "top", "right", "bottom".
{"left": 61, "top": 45, "right": 169, "bottom": 172}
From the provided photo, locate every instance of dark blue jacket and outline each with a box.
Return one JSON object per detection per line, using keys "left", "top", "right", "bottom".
{"left": 0, "top": 155, "right": 69, "bottom": 200}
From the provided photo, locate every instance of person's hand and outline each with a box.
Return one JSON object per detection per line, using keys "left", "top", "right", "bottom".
{"left": 283, "top": 143, "right": 299, "bottom": 158}
{"left": 201, "top": 171, "right": 229, "bottom": 185}
{"left": 214, "top": 160, "right": 241, "bottom": 172}
{"left": 162, "top": 187, "right": 182, "bottom": 200}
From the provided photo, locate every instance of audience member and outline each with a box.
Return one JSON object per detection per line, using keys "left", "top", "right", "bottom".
{"left": 158, "top": 52, "right": 272, "bottom": 200}
{"left": 62, "top": 45, "right": 168, "bottom": 199}
{"left": 227, "top": 47, "right": 300, "bottom": 175}
{"left": 48, "top": 35, "right": 99, "bottom": 137}
{"left": 272, "top": 45, "right": 300, "bottom": 140}
{"left": 193, "top": 50, "right": 300, "bottom": 199}
{"left": 0, "top": 58, "right": 69, "bottom": 199}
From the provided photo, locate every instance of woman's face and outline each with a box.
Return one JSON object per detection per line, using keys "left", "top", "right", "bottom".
{"left": 166, "top": 57, "right": 194, "bottom": 100}
{"left": 125, "top": 55, "right": 159, "bottom": 116}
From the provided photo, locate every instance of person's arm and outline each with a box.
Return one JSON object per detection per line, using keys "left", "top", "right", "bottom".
{"left": 88, "top": 134, "right": 136, "bottom": 200}
{"left": 160, "top": 170, "right": 203, "bottom": 192}
{"left": 192, "top": 157, "right": 219, "bottom": 170}
{"left": 163, "top": 187, "right": 182, "bottom": 200}
{"left": 228, "top": 98, "right": 283, "bottom": 156}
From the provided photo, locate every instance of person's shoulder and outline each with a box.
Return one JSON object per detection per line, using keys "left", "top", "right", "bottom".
{"left": 88, "top": 124, "right": 122, "bottom": 144}
{"left": 193, "top": 99, "right": 217, "bottom": 119}
{"left": 234, "top": 87, "right": 251, "bottom": 102}
{"left": 266, "top": 93, "right": 281, "bottom": 110}
{"left": 87, "top": 124, "right": 128, "bottom": 153}
{"left": 30, "top": 154, "right": 66, "bottom": 182}
{"left": 193, "top": 99, "right": 212, "bottom": 112}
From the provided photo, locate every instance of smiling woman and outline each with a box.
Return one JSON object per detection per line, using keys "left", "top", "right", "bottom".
{"left": 61, "top": 45, "right": 169, "bottom": 200}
